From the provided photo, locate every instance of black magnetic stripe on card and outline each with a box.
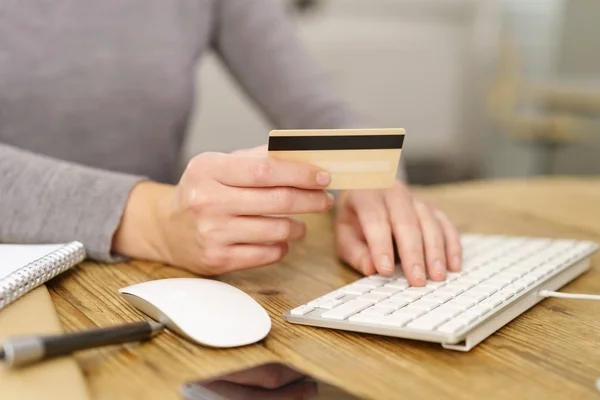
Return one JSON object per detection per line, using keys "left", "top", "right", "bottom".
{"left": 268, "top": 134, "right": 404, "bottom": 151}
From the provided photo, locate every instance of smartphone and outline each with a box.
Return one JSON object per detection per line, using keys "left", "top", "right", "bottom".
{"left": 180, "top": 361, "right": 366, "bottom": 400}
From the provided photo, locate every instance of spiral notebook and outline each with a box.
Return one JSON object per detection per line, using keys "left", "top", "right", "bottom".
{"left": 0, "top": 242, "right": 86, "bottom": 311}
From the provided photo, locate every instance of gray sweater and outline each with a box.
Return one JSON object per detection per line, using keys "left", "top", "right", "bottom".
{"left": 0, "top": 0, "right": 397, "bottom": 262}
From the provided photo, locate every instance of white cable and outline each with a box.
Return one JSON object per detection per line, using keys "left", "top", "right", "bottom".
{"left": 539, "top": 290, "right": 600, "bottom": 301}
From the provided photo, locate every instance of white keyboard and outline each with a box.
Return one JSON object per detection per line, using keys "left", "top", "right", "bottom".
{"left": 285, "top": 234, "right": 599, "bottom": 351}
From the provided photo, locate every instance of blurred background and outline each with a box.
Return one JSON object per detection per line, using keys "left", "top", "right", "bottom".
{"left": 182, "top": 0, "right": 600, "bottom": 185}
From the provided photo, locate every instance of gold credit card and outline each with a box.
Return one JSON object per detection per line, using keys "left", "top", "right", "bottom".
{"left": 268, "top": 128, "right": 405, "bottom": 190}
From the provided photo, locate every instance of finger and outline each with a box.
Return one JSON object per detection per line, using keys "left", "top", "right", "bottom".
{"left": 216, "top": 216, "right": 306, "bottom": 244}
{"left": 414, "top": 200, "right": 447, "bottom": 281}
{"left": 335, "top": 221, "right": 375, "bottom": 275}
{"left": 207, "top": 153, "right": 332, "bottom": 189}
{"left": 220, "top": 186, "right": 334, "bottom": 215}
{"left": 352, "top": 192, "right": 395, "bottom": 276}
{"left": 434, "top": 208, "right": 463, "bottom": 271}
{"left": 203, "top": 243, "right": 288, "bottom": 273}
{"left": 385, "top": 188, "right": 427, "bottom": 286}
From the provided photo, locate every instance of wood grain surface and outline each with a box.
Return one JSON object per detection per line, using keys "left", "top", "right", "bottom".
{"left": 47, "top": 177, "right": 600, "bottom": 400}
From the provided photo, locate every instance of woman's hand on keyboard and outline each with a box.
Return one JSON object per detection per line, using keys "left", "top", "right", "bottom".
{"left": 333, "top": 180, "right": 462, "bottom": 286}
{"left": 112, "top": 146, "right": 335, "bottom": 275}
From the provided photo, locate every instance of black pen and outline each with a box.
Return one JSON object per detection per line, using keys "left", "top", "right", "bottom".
{"left": 0, "top": 320, "right": 164, "bottom": 368}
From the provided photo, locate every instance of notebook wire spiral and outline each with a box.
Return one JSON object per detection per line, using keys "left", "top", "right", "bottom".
{"left": 0, "top": 242, "right": 86, "bottom": 310}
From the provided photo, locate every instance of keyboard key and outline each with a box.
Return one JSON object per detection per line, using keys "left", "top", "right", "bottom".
{"left": 384, "top": 279, "right": 409, "bottom": 289}
{"left": 426, "top": 307, "right": 454, "bottom": 320}
{"left": 321, "top": 299, "right": 374, "bottom": 320}
{"left": 468, "top": 302, "right": 495, "bottom": 316}
{"left": 446, "top": 281, "right": 476, "bottom": 291}
{"left": 385, "top": 311, "right": 418, "bottom": 326}
{"left": 461, "top": 309, "right": 483, "bottom": 322}
{"left": 437, "top": 319, "right": 466, "bottom": 334}
{"left": 480, "top": 293, "right": 504, "bottom": 308}
{"left": 349, "top": 310, "right": 414, "bottom": 327}
{"left": 467, "top": 270, "right": 496, "bottom": 279}
{"left": 506, "top": 281, "right": 527, "bottom": 293}
{"left": 466, "top": 286, "right": 497, "bottom": 297}
{"left": 494, "top": 288, "right": 515, "bottom": 301}
{"left": 322, "top": 291, "right": 346, "bottom": 301}
{"left": 407, "top": 315, "right": 446, "bottom": 331}
{"left": 318, "top": 299, "right": 346, "bottom": 310}
{"left": 426, "top": 281, "right": 447, "bottom": 288}
{"left": 451, "top": 312, "right": 479, "bottom": 327}
{"left": 340, "top": 285, "right": 372, "bottom": 295}
{"left": 307, "top": 297, "right": 333, "bottom": 307}
{"left": 348, "top": 313, "right": 385, "bottom": 325}
{"left": 410, "top": 298, "right": 442, "bottom": 311}
{"left": 404, "top": 286, "right": 435, "bottom": 295}
{"left": 395, "top": 306, "right": 427, "bottom": 319}
{"left": 521, "top": 275, "right": 539, "bottom": 287}
{"left": 290, "top": 305, "right": 315, "bottom": 316}
{"left": 353, "top": 278, "right": 386, "bottom": 289}
{"left": 423, "top": 293, "right": 453, "bottom": 303}
{"left": 445, "top": 297, "right": 476, "bottom": 311}
{"left": 485, "top": 277, "right": 511, "bottom": 288}
{"left": 360, "top": 306, "right": 395, "bottom": 316}
{"left": 358, "top": 292, "right": 390, "bottom": 302}
{"left": 434, "top": 304, "right": 464, "bottom": 318}
{"left": 378, "top": 299, "right": 409, "bottom": 310}
{"left": 471, "top": 284, "right": 499, "bottom": 296}
{"left": 371, "top": 286, "right": 403, "bottom": 296}
{"left": 445, "top": 272, "right": 466, "bottom": 281}
{"left": 460, "top": 289, "right": 488, "bottom": 303}
{"left": 434, "top": 287, "right": 465, "bottom": 297}
{"left": 389, "top": 292, "right": 422, "bottom": 303}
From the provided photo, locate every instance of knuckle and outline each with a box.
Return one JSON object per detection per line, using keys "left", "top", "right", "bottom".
{"left": 395, "top": 217, "right": 421, "bottom": 232}
{"left": 186, "top": 152, "right": 219, "bottom": 173}
{"left": 272, "top": 187, "right": 294, "bottom": 211}
{"left": 201, "top": 247, "right": 228, "bottom": 269}
{"left": 414, "top": 199, "right": 432, "bottom": 215}
{"left": 196, "top": 220, "right": 216, "bottom": 240}
{"left": 187, "top": 189, "right": 213, "bottom": 211}
{"left": 250, "top": 157, "right": 272, "bottom": 185}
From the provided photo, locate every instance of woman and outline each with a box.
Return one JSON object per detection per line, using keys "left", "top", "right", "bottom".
{"left": 0, "top": 0, "right": 462, "bottom": 286}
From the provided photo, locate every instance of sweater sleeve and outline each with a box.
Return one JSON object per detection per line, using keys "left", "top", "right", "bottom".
{"left": 0, "top": 143, "right": 146, "bottom": 262}
{"left": 210, "top": 0, "right": 407, "bottom": 182}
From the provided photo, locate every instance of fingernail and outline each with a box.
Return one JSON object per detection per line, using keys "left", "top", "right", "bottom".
{"left": 317, "top": 171, "right": 331, "bottom": 186}
{"left": 380, "top": 255, "right": 393, "bottom": 273}
{"left": 412, "top": 264, "right": 426, "bottom": 282}
{"left": 433, "top": 260, "right": 446, "bottom": 278}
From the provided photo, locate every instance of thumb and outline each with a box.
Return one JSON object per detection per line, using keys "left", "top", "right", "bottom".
{"left": 335, "top": 222, "right": 375, "bottom": 275}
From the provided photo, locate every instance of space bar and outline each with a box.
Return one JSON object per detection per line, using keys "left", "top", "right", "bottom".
{"left": 321, "top": 299, "right": 374, "bottom": 320}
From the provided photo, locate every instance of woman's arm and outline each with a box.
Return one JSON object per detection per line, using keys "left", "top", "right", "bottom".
{"left": 0, "top": 143, "right": 145, "bottom": 261}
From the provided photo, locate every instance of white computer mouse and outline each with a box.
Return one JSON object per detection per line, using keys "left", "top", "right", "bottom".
{"left": 118, "top": 278, "right": 271, "bottom": 348}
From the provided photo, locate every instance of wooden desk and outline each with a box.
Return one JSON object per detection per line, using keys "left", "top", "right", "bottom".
{"left": 47, "top": 177, "right": 600, "bottom": 400}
